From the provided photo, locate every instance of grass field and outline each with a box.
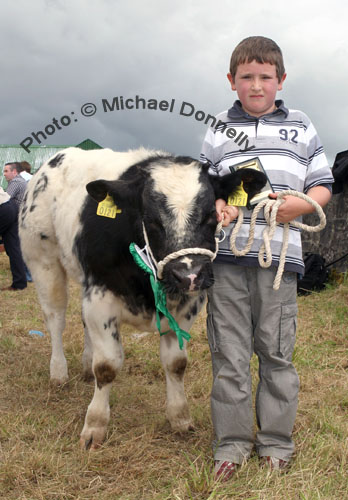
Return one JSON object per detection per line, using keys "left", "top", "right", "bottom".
{"left": 0, "top": 252, "right": 347, "bottom": 500}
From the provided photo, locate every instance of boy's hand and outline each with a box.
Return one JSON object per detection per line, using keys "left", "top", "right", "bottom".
{"left": 215, "top": 198, "right": 226, "bottom": 223}
{"left": 222, "top": 205, "right": 239, "bottom": 226}
{"left": 268, "top": 186, "right": 331, "bottom": 223}
{"left": 215, "top": 198, "right": 239, "bottom": 226}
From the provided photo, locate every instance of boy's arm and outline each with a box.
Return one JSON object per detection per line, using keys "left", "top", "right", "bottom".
{"left": 268, "top": 186, "right": 331, "bottom": 223}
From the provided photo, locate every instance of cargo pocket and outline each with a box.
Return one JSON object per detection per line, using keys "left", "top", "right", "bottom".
{"left": 279, "top": 303, "right": 298, "bottom": 359}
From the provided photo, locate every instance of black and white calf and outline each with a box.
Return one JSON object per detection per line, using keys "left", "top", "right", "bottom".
{"left": 19, "top": 147, "right": 265, "bottom": 449}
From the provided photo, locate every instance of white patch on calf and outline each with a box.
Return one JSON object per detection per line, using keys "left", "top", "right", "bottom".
{"left": 180, "top": 256, "right": 193, "bottom": 269}
{"left": 150, "top": 163, "right": 201, "bottom": 238}
{"left": 187, "top": 273, "right": 198, "bottom": 292}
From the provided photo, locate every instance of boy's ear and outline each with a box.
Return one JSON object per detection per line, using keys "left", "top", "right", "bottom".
{"left": 278, "top": 72, "right": 287, "bottom": 90}
{"left": 227, "top": 73, "right": 236, "bottom": 90}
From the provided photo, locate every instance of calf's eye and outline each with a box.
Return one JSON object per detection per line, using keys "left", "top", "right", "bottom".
{"left": 201, "top": 212, "right": 217, "bottom": 226}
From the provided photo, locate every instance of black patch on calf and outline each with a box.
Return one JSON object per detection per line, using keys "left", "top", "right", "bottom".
{"left": 19, "top": 191, "right": 29, "bottom": 225}
{"left": 40, "top": 233, "right": 49, "bottom": 240}
{"left": 169, "top": 357, "right": 187, "bottom": 379}
{"left": 48, "top": 153, "right": 65, "bottom": 168}
{"left": 102, "top": 316, "right": 119, "bottom": 341}
{"left": 104, "top": 316, "right": 116, "bottom": 330}
{"left": 185, "top": 301, "right": 198, "bottom": 321}
{"left": 75, "top": 164, "right": 156, "bottom": 317}
{"left": 177, "top": 294, "right": 190, "bottom": 311}
{"left": 94, "top": 362, "right": 116, "bottom": 389}
{"left": 31, "top": 174, "right": 49, "bottom": 207}
{"left": 112, "top": 330, "right": 120, "bottom": 341}
{"left": 190, "top": 303, "right": 198, "bottom": 317}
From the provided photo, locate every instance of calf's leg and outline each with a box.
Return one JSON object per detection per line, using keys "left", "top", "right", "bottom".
{"left": 160, "top": 331, "right": 193, "bottom": 432}
{"left": 30, "top": 257, "right": 69, "bottom": 384}
{"left": 80, "top": 288, "right": 124, "bottom": 449}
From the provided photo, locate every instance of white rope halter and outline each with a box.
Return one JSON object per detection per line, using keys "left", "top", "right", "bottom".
{"left": 216, "top": 190, "right": 326, "bottom": 290}
{"left": 142, "top": 222, "right": 219, "bottom": 280}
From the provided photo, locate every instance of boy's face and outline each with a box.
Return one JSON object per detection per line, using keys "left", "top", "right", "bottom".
{"left": 227, "top": 60, "right": 286, "bottom": 118}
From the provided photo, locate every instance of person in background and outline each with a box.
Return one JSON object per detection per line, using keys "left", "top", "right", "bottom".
{"left": 3, "top": 162, "right": 27, "bottom": 209}
{"left": 0, "top": 186, "right": 27, "bottom": 290}
{"left": 18, "top": 162, "right": 33, "bottom": 282}
{"left": 19, "top": 161, "right": 33, "bottom": 182}
{"left": 2, "top": 162, "right": 31, "bottom": 284}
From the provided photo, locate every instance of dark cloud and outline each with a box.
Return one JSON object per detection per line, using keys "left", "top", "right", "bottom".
{"left": 1, "top": 0, "right": 347, "bottom": 165}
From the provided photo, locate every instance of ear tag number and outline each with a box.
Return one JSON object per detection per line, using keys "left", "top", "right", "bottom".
{"left": 97, "top": 194, "right": 122, "bottom": 219}
{"left": 228, "top": 181, "right": 248, "bottom": 207}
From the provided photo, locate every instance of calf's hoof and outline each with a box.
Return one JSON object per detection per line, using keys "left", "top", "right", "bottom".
{"left": 49, "top": 375, "right": 69, "bottom": 386}
{"left": 80, "top": 427, "right": 107, "bottom": 450}
{"left": 167, "top": 404, "right": 194, "bottom": 433}
{"left": 170, "top": 417, "right": 195, "bottom": 433}
{"left": 80, "top": 416, "right": 108, "bottom": 450}
{"left": 50, "top": 359, "right": 68, "bottom": 385}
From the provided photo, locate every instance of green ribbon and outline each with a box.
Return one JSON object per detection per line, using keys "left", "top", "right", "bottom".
{"left": 129, "top": 242, "right": 191, "bottom": 350}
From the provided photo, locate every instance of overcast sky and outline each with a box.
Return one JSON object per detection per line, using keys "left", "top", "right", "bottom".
{"left": 1, "top": 0, "right": 347, "bottom": 166}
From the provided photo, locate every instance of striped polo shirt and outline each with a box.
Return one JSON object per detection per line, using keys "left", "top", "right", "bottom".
{"left": 200, "top": 100, "right": 334, "bottom": 274}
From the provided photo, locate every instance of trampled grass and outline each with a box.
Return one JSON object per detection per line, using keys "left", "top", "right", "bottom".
{"left": 0, "top": 252, "right": 347, "bottom": 500}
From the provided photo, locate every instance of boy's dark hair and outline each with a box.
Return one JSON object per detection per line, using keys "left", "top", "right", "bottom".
{"left": 230, "top": 36, "right": 285, "bottom": 82}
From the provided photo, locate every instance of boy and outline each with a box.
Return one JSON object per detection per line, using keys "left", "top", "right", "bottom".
{"left": 200, "top": 36, "right": 333, "bottom": 481}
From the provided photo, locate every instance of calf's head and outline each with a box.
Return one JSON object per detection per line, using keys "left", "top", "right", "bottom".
{"left": 86, "top": 155, "right": 266, "bottom": 296}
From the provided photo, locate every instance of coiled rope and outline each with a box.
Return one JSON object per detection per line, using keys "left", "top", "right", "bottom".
{"left": 216, "top": 190, "right": 326, "bottom": 290}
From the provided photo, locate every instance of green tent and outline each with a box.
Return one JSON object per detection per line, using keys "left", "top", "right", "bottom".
{"left": 0, "top": 139, "right": 102, "bottom": 189}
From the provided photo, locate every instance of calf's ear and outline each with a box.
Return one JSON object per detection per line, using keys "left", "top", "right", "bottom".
{"left": 238, "top": 169, "right": 267, "bottom": 200}
{"left": 86, "top": 179, "right": 111, "bottom": 202}
{"left": 86, "top": 175, "right": 145, "bottom": 209}
{"left": 209, "top": 168, "right": 267, "bottom": 202}
{"left": 208, "top": 171, "right": 242, "bottom": 201}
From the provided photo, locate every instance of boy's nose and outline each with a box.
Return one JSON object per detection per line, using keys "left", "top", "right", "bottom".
{"left": 251, "top": 78, "right": 261, "bottom": 90}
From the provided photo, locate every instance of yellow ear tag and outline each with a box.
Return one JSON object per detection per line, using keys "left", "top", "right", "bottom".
{"left": 96, "top": 194, "right": 122, "bottom": 219}
{"left": 227, "top": 181, "right": 248, "bottom": 207}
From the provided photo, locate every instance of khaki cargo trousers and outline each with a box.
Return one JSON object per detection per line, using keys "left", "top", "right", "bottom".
{"left": 207, "top": 262, "right": 300, "bottom": 464}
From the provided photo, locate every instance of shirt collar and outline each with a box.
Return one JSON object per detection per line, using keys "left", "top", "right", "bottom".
{"left": 227, "top": 99, "right": 289, "bottom": 120}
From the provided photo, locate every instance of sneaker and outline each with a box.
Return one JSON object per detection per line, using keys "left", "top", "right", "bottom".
{"left": 214, "top": 460, "right": 237, "bottom": 481}
{"left": 262, "top": 456, "right": 289, "bottom": 470}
